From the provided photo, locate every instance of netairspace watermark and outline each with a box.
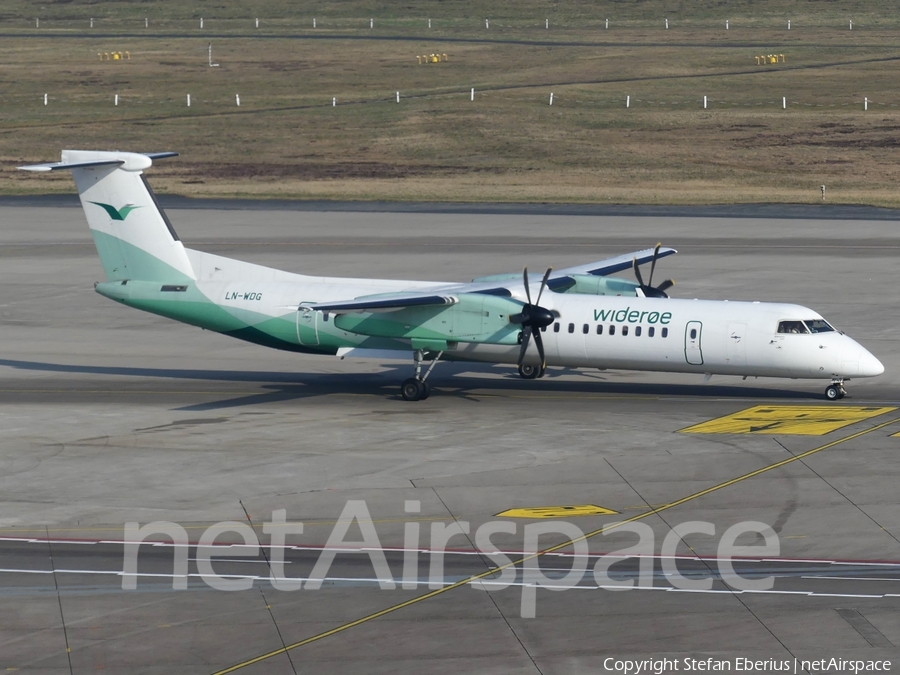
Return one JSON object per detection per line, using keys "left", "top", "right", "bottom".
{"left": 122, "top": 500, "right": 782, "bottom": 618}
{"left": 604, "top": 657, "right": 892, "bottom": 674}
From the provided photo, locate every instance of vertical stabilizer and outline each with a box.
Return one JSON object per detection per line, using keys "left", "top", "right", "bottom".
{"left": 19, "top": 150, "right": 195, "bottom": 282}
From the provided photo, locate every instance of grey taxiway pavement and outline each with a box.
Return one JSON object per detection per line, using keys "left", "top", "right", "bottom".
{"left": 2, "top": 205, "right": 900, "bottom": 673}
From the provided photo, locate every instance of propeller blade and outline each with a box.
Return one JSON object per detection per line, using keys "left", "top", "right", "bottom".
{"left": 648, "top": 242, "right": 661, "bottom": 288}
{"left": 533, "top": 327, "right": 546, "bottom": 371}
{"left": 518, "top": 326, "right": 533, "bottom": 366}
{"left": 632, "top": 257, "right": 645, "bottom": 287}
{"left": 535, "top": 267, "right": 553, "bottom": 306}
{"left": 657, "top": 279, "right": 675, "bottom": 292}
{"left": 522, "top": 267, "right": 532, "bottom": 306}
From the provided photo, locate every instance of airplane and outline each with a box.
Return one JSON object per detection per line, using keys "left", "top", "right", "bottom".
{"left": 18, "top": 150, "right": 884, "bottom": 401}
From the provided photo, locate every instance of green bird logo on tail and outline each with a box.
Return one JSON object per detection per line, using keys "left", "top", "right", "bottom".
{"left": 90, "top": 201, "right": 142, "bottom": 221}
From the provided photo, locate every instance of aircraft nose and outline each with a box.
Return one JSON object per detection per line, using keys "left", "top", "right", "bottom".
{"left": 859, "top": 349, "right": 885, "bottom": 377}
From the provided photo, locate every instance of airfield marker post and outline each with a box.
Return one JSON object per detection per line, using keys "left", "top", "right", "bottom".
{"left": 549, "top": 92, "right": 554, "bottom": 105}
{"left": 187, "top": 94, "right": 191, "bottom": 107}
{"left": 43, "top": 93, "right": 47, "bottom": 105}
{"left": 486, "top": 19, "right": 489, "bottom": 29}
{"left": 783, "top": 97, "right": 787, "bottom": 109}
{"left": 36, "top": 18, "right": 39, "bottom": 28}
{"left": 428, "top": 19, "right": 431, "bottom": 28}
{"left": 726, "top": 20, "right": 729, "bottom": 30}
{"left": 864, "top": 97, "right": 868, "bottom": 110}
{"left": 114, "top": 94, "right": 119, "bottom": 106}
{"left": 145, "top": 18, "right": 148, "bottom": 28}
{"left": 471, "top": 88, "right": 475, "bottom": 101}
{"left": 255, "top": 18, "right": 259, "bottom": 28}
{"left": 626, "top": 95, "right": 630, "bottom": 108}
{"left": 788, "top": 20, "right": 791, "bottom": 30}
{"left": 703, "top": 95, "right": 707, "bottom": 109}
{"left": 665, "top": 18, "right": 669, "bottom": 29}
{"left": 370, "top": 18, "right": 373, "bottom": 29}
{"left": 200, "top": 18, "right": 203, "bottom": 29}
{"left": 606, "top": 18, "right": 609, "bottom": 29}
{"left": 850, "top": 20, "right": 852, "bottom": 30}
{"left": 313, "top": 18, "right": 316, "bottom": 28}
{"left": 546, "top": 19, "right": 549, "bottom": 29}
{"left": 90, "top": 18, "right": 94, "bottom": 28}
{"left": 333, "top": 97, "right": 336, "bottom": 106}
{"left": 235, "top": 94, "right": 240, "bottom": 106}
{"left": 396, "top": 91, "right": 400, "bottom": 103}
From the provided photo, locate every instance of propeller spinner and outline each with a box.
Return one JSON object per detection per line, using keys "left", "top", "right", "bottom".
{"left": 633, "top": 243, "right": 675, "bottom": 298}
{"left": 509, "top": 267, "right": 555, "bottom": 376}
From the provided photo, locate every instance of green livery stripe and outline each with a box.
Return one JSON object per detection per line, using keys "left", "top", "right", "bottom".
{"left": 91, "top": 230, "right": 192, "bottom": 282}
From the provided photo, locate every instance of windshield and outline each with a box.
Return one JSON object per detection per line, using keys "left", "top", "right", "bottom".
{"left": 777, "top": 320, "right": 809, "bottom": 334}
{"left": 804, "top": 319, "right": 835, "bottom": 334}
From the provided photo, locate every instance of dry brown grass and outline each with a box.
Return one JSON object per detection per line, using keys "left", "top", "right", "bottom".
{"left": 3, "top": 18, "right": 900, "bottom": 205}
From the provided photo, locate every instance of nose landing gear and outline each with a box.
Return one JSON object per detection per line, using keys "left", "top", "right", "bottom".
{"left": 825, "top": 380, "right": 847, "bottom": 400}
{"left": 400, "top": 350, "right": 442, "bottom": 401}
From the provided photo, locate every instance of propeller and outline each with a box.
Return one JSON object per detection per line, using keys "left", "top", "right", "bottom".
{"left": 509, "top": 267, "right": 555, "bottom": 373}
{"left": 632, "top": 243, "right": 675, "bottom": 298}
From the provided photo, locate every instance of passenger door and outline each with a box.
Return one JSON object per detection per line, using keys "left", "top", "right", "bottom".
{"left": 684, "top": 321, "right": 703, "bottom": 365}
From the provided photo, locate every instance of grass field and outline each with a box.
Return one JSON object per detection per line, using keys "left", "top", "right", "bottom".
{"left": 3, "top": 1, "right": 900, "bottom": 205}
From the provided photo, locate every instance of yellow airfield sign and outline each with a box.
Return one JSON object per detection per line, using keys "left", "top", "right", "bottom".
{"left": 680, "top": 405, "right": 896, "bottom": 435}
{"left": 495, "top": 505, "right": 619, "bottom": 519}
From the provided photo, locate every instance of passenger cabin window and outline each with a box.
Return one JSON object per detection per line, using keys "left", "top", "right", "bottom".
{"left": 568, "top": 323, "right": 575, "bottom": 334}
{"left": 689, "top": 328, "right": 697, "bottom": 339}
{"left": 661, "top": 327, "right": 668, "bottom": 338}
{"left": 635, "top": 326, "right": 642, "bottom": 337}
{"left": 609, "top": 325, "right": 616, "bottom": 336}
{"left": 777, "top": 320, "right": 809, "bottom": 334}
{"left": 648, "top": 327, "right": 655, "bottom": 337}
{"left": 596, "top": 325, "right": 603, "bottom": 335}
{"left": 622, "top": 326, "right": 629, "bottom": 336}
{"left": 554, "top": 323, "right": 560, "bottom": 333}
{"left": 582, "top": 324, "right": 589, "bottom": 334}
{"left": 805, "top": 319, "right": 835, "bottom": 334}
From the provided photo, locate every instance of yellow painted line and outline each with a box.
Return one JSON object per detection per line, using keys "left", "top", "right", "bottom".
{"left": 495, "top": 505, "right": 618, "bottom": 518}
{"left": 679, "top": 405, "right": 896, "bottom": 435}
{"left": 211, "top": 415, "right": 900, "bottom": 675}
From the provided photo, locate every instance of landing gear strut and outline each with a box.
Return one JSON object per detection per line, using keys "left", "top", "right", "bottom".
{"left": 825, "top": 380, "right": 846, "bottom": 400}
{"left": 401, "top": 350, "right": 442, "bottom": 401}
{"left": 517, "top": 363, "right": 545, "bottom": 379}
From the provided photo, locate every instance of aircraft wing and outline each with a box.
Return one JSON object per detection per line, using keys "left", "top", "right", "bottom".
{"left": 301, "top": 292, "right": 459, "bottom": 313}
{"left": 301, "top": 247, "right": 676, "bottom": 312}
{"left": 550, "top": 247, "right": 676, "bottom": 278}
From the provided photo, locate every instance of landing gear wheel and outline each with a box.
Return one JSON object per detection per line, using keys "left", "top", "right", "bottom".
{"left": 421, "top": 381, "right": 431, "bottom": 400}
{"left": 401, "top": 378, "right": 427, "bottom": 401}
{"left": 825, "top": 385, "right": 841, "bottom": 401}
{"left": 518, "top": 364, "right": 540, "bottom": 380}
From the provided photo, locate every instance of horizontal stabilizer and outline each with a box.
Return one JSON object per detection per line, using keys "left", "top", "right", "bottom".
{"left": 18, "top": 159, "right": 125, "bottom": 172}
{"left": 18, "top": 151, "right": 178, "bottom": 173}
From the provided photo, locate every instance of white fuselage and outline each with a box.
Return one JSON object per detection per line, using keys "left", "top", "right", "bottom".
{"left": 190, "top": 252, "right": 883, "bottom": 382}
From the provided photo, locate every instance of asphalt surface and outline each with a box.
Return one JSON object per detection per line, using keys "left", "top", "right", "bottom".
{"left": 1, "top": 205, "right": 899, "bottom": 673}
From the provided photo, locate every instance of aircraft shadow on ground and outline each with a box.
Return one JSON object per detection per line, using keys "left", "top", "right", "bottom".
{"left": 0, "top": 358, "right": 822, "bottom": 411}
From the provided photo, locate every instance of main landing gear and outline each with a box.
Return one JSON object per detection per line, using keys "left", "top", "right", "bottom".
{"left": 401, "top": 350, "right": 443, "bottom": 401}
{"left": 517, "top": 363, "right": 546, "bottom": 380}
{"left": 825, "top": 380, "right": 847, "bottom": 400}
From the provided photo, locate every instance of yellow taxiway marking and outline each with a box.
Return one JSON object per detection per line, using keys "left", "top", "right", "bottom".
{"left": 679, "top": 405, "right": 896, "bottom": 435}
{"left": 495, "top": 505, "right": 619, "bottom": 518}
{"left": 211, "top": 415, "right": 900, "bottom": 675}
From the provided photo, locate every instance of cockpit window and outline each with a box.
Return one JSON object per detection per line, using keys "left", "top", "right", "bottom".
{"left": 777, "top": 320, "right": 809, "bottom": 334}
{"left": 804, "top": 319, "right": 834, "bottom": 334}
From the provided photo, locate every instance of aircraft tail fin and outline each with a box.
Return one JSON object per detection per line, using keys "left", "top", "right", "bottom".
{"left": 19, "top": 150, "right": 195, "bottom": 282}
